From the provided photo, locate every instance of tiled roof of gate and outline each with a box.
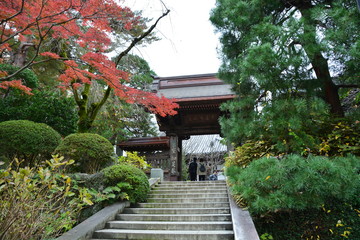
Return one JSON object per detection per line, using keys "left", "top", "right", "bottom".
{"left": 151, "top": 73, "right": 235, "bottom": 100}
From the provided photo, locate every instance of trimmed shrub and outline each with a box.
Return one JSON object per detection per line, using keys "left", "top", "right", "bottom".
{"left": 73, "top": 164, "right": 150, "bottom": 221}
{"left": 102, "top": 163, "right": 150, "bottom": 203}
{"left": 0, "top": 120, "right": 61, "bottom": 166}
{"left": 55, "top": 133, "right": 115, "bottom": 173}
{"left": 227, "top": 154, "right": 360, "bottom": 214}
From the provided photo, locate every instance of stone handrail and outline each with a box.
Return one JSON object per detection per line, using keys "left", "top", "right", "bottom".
{"left": 226, "top": 183, "right": 260, "bottom": 240}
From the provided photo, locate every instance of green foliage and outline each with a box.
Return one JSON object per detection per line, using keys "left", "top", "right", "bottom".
{"left": 91, "top": 99, "right": 158, "bottom": 143}
{"left": 321, "top": 1, "right": 360, "bottom": 81}
{"left": 90, "top": 55, "right": 158, "bottom": 143}
{"left": 211, "top": 0, "right": 359, "bottom": 147}
{"left": 254, "top": 202, "right": 360, "bottom": 240}
{"left": 0, "top": 90, "right": 78, "bottom": 136}
{"left": 211, "top": 1, "right": 360, "bottom": 238}
{"left": 0, "top": 64, "right": 38, "bottom": 91}
{"left": 117, "top": 54, "right": 156, "bottom": 90}
{"left": 0, "top": 155, "right": 10, "bottom": 169}
{"left": 118, "top": 151, "right": 151, "bottom": 171}
{"left": 257, "top": 98, "right": 329, "bottom": 154}
{"left": 87, "top": 182, "right": 131, "bottom": 204}
{"left": 221, "top": 97, "right": 330, "bottom": 154}
{"left": 31, "top": 52, "right": 67, "bottom": 88}
{"left": 0, "top": 155, "right": 93, "bottom": 240}
{"left": 225, "top": 120, "right": 360, "bottom": 171}
{"left": 318, "top": 121, "right": 360, "bottom": 156}
{"left": 227, "top": 154, "right": 360, "bottom": 214}
{"left": 181, "top": 155, "right": 189, "bottom": 181}
{"left": 102, "top": 163, "right": 150, "bottom": 203}
{"left": 55, "top": 133, "right": 115, "bottom": 173}
{"left": 69, "top": 172, "right": 132, "bottom": 222}
{"left": 0, "top": 120, "right": 61, "bottom": 166}
{"left": 260, "top": 233, "right": 273, "bottom": 240}
{"left": 225, "top": 140, "right": 276, "bottom": 168}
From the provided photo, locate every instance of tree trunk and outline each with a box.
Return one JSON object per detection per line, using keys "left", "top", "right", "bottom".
{"left": 77, "top": 113, "right": 92, "bottom": 133}
{"left": 13, "top": 40, "right": 33, "bottom": 67}
{"left": 311, "top": 53, "right": 344, "bottom": 116}
{"left": 299, "top": 7, "right": 344, "bottom": 117}
{"left": 74, "top": 84, "right": 90, "bottom": 133}
{"left": 75, "top": 84, "right": 112, "bottom": 133}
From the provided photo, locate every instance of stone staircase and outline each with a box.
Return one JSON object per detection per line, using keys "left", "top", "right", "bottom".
{"left": 91, "top": 180, "right": 234, "bottom": 240}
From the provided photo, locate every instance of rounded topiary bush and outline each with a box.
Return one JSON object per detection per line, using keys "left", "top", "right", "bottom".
{"left": 102, "top": 164, "right": 150, "bottom": 203}
{"left": 55, "top": 133, "right": 115, "bottom": 173}
{"left": 0, "top": 120, "right": 61, "bottom": 166}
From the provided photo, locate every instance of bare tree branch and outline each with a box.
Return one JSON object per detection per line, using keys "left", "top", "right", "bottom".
{"left": 115, "top": 9, "right": 170, "bottom": 66}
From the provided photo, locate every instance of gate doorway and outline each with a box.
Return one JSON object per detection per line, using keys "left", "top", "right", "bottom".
{"left": 118, "top": 73, "right": 235, "bottom": 180}
{"left": 183, "top": 134, "right": 227, "bottom": 181}
{"left": 152, "top": 73, "right": 235, "bottom": 180}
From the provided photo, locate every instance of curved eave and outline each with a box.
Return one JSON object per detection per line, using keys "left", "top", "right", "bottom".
{"left": 117, "top": 137, "right": 170, "bottom": 151}
{"left": 174, "top": 95, "right": 236, "bottom": 103}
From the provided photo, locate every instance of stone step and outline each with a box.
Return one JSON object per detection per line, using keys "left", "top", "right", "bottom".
{"left": 150, "top": 188, "right": 228, "bottom": 194}
{"left": 159, "top": 181, "right": 226, "bottom": 185}
{"left": 123, "top": 207, "right": 230, "bottom": 214}
{"left": 147, "top": 197, "right": 228, "bottom": 203}
{"left": 92, "top": 229, "right": 234, "bottom": 240}
{"left": 105, "top": 221, "right": 233, "bottom": 230}
{"left": 156, "top": 181, "right": 226, "bottom": 187}
{"left": 148, "top": 192, "right": 228, "bottom": 198}
{"left": 136, "top": 202, "right": 230, "bottom": 209}
{"left": 156, "top": 183, "right": 226, "bottom": 188}
{"left": 152, "top": 186, "right": 227, "bottom": 191}
{"left": 116, "top": 213, "right": 232, "bottom": 222}
{"left": 90, "top": 181, "right": 234, "bottom": 240}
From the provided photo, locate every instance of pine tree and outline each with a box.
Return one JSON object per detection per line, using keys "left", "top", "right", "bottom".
{"left": 211, "top": 0, "right": 360, "bottom": 149}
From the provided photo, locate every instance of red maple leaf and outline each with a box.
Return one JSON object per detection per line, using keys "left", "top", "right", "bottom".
{"left": 0, "top": 0, "right": 176, "bottom": 119}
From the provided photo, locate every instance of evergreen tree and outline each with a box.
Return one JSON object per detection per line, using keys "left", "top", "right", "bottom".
{"left": 210, "top": 0, "right": 360, "bottom": 150}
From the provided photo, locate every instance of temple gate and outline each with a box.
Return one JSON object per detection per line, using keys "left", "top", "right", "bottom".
{"left": 118, "top": 73, "right": 235, "bottom": 180}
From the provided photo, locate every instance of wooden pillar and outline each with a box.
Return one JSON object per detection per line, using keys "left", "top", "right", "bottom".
{"left": 169, "top": 135, "right": 179, "bottom": 181}
{"left": 177, "top": 139, "right": 183, "bottom": 181}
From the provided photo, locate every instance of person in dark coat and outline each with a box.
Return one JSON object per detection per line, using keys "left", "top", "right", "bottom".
{"left": 188, "top": 157, "right": 198, "bottom": 181}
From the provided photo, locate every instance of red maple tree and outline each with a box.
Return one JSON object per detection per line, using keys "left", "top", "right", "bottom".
{"left": 0, "top": 0, "right": 178, "bottom": 132}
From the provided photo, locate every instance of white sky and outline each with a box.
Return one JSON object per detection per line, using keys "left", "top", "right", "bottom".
{"left": 126, "top": 0, "right": 221, "bottom": 77}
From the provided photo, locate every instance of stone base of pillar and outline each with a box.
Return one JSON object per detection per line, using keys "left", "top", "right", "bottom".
{"left": 169, "top": 174, "right": 180, "bottom": 181}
